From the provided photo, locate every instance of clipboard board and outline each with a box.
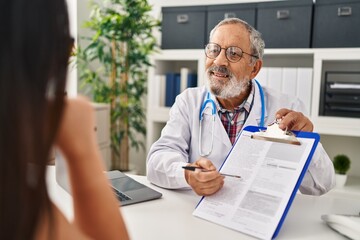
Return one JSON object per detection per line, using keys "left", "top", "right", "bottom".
{"left": 193, "top": 125, "right": 320, "bottom": 240}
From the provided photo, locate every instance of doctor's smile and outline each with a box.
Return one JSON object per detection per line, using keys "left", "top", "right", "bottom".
{"left": 208, "top": 66, "right": 231, "bottom": 80}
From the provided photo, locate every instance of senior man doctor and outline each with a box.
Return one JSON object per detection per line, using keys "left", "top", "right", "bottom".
{"left": 147, "top": 18, "right": 335, "bottom": 196}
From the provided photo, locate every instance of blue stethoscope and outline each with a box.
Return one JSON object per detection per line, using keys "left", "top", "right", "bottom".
{"left": 198, "top": 79, "right": 265, "bottom": 156}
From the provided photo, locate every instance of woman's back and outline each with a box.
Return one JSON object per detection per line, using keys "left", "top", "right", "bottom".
{"left": 0, "top": 0, "right": 129, "bottom": 239}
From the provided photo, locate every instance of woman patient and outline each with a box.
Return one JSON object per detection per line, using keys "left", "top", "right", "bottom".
{"left": 0, "top": 0, "right": 129, "bottom": 239}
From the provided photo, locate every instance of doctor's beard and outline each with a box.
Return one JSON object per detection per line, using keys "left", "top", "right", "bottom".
{"left": 206, "top": 66, "right": 251, "bottom": 99}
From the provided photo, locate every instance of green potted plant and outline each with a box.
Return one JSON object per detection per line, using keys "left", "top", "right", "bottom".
{"left": 76, "top": 0, "right": 160, "bottom": 171}
{"left": 333, "top": 154, "right": 351, "bottom": 188}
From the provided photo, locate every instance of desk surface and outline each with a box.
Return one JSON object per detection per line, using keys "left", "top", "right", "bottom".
{"left": 46, "top": 166, "right": 358, "bottom": 240}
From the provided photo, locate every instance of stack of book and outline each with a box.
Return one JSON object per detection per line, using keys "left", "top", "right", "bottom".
{"left": 152, "top": 67, "right": 198, "bottom": 107}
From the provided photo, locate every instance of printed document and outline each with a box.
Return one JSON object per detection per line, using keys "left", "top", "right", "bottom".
{"left": 193, "top": 129, "right": 316, "bottom": 240}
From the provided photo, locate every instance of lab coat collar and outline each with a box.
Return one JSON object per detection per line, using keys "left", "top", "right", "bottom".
{"left": 244, "top": 79, "right": 268, "bottom": 128}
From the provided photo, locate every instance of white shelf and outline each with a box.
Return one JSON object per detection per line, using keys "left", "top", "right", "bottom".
{"left": 148, "top": 107, "right": 170, "bottom": 122}
{"left": 313, "top": 116, "right": 360, "bottom": 137}
{"left": 152, "top": 49, "right": 204, "bottom": 60}
{"left": 311, "top": 49, "right": 360, "bottom": 138}
{"left": 264, "top": 48, "right": 314, "bottom": 55}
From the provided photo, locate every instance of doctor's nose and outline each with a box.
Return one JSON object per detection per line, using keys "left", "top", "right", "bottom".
{"left": 213, "top": 49, "right": 229, "bottom": 67}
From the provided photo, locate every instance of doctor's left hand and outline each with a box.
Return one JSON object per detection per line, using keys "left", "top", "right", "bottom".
{"left": 184, "top": 158, "right": 224, "bottom": 196}
{"left": 276, "top": 108, "right": 313, "bottom": 132}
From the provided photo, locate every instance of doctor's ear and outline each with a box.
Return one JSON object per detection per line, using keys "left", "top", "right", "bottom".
{"left": 250, "top": 60, "right": 262, "bottom": 79}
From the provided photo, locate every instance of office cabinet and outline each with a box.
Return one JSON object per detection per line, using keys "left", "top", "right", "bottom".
{"left": 206, "top": 3, "right": 256, "bottom": 42}
{"left": 92, "top": 103, "right": 111, "bottom": 170}
{"left": 256, "top": 0, "right": 313, "bottom": 48}
{"left": 161, "top": 6, "right": 206, "bottom": 49}
{"left": 312, "top": 0, "right": 360, "bottom": 48}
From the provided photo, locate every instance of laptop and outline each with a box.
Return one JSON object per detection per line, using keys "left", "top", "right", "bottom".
{"left": 55, "top": 154, "right": 162, "bottom": 206}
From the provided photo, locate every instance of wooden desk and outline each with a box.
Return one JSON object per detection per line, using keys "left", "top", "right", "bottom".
{"left": 46, "top": 166, "right": 358, "bottom": 240}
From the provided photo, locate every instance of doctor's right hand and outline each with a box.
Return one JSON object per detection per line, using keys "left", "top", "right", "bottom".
{"left": 184, "top": 158, "right": 224, "bottom": 196}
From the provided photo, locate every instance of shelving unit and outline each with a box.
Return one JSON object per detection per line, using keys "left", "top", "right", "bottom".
{"left": 146, "top": 0, "right": 360, "bottom": 185}
{"left": 146, "top": 48, "right": 360, "bottom": 152}
{"left": 312, "top": 49, "right": 360, "bottom": 137}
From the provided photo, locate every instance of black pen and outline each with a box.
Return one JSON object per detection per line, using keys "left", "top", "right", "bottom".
{"left": 182, "top": 166, "right": 241, "bottom": 179}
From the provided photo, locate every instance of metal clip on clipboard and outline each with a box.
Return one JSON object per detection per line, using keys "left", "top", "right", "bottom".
{"left": 251, "top": 119, "right": 301, "bottom": 145}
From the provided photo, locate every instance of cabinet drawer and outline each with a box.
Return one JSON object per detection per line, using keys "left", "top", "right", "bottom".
{"left": 312, "top": 0, "right": 360, "bottom": 48}
{"left": 161, "top": 6, "right": 206, "bottom": 49}
{"left": 99, "top": 145, "right": 111, "bottom": 170}
{"left": 207, "top": 3, "right": 256, "bottom": 42}
{"left": 257, "top": 0, "right": 313, "bottom": 48}
{"left": 92, "top": 103, "right": 110, "bottom": 145}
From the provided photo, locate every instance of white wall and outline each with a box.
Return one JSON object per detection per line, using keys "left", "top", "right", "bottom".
{"left": 321, "top": 135, "right": 360, "bottom": 178}
{"left": 66, "top": 0, "right": 77, "bottom": 97}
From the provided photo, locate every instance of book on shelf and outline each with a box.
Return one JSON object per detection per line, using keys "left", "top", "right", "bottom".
{"left": 165, "top": 73, "right": 180, "bottom": 107}
{"left": 180, "top": 68, "right": 190, "bottom": 93}
{"left": 164, "top": 71, "right": 198, "bottom": 107}
{"left": 267, "top": 67, "right": 283, "bottom": 92}
{"left": 282, "top": 68, "right": 297, "bottom": 97}
{"left": 187, "top": 72, "right": 198, "bottom": 88}
{"left": 153, "top": 75, "right": 166, "bottom": 107}
{"left": 180, "top": 68, "right": 198, "bottom": 92}
{"left": 256, "top": 67, "right": 269, "bottom": 87}
{"left": 255, "top": 67, "right": 313, "bottom": 114}
{"left": 296, "top": 68, "right": 313, "bottom": 114}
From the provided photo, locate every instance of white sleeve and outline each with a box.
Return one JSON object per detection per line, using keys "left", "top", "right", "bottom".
{"left": 146, "top": 94, "right": 192, "bottom": 189}
{"left": 299, "top": 142, "right": 336, "bottom": 195}
{"left": 290, "top": 98, "right": 336, "bottom": 195}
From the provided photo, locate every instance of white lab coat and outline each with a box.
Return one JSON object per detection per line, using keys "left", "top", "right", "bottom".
{"left": 147, "top": 80, "right": 335, "bottom": 195}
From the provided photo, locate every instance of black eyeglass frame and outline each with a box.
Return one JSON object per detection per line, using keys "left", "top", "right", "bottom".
{"left": 204, "top": 43, "right": 259, "bottom": 63}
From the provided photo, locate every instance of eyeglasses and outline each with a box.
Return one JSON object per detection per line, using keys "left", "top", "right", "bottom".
{"left": 205, "top": 43, "right": 259, "bottom": 63}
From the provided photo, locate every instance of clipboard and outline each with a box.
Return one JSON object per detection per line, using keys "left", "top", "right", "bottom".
{"left": 193, "top": 125, "right": 320, "bottom": 240}
{"left": 245, "top": 125, "right": 320, "bottom": 239}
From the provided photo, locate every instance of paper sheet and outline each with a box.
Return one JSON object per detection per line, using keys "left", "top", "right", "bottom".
{"left": 193, "top": 129, "right": 315, "bottom": 240}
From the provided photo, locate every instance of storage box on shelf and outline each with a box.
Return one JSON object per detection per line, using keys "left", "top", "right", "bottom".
{"left": 161, "top": 6, "right": 207, "bottom": 49}
{"left": 256, "top": 0, "right": 313, "bottom": 48}
{"left": 312, "top": 0, "right": 360, "bottom": 48}
{"left": 206, "top": 3, "right": 256, "bottom": 42}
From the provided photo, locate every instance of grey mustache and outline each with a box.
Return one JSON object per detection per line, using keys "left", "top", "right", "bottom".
{"left": 209, "top": 66, "right": 231, "bottom": 76}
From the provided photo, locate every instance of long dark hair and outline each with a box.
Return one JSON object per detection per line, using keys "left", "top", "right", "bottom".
{"left": 0, "top": 0, "right": 71, "bottom": 238}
